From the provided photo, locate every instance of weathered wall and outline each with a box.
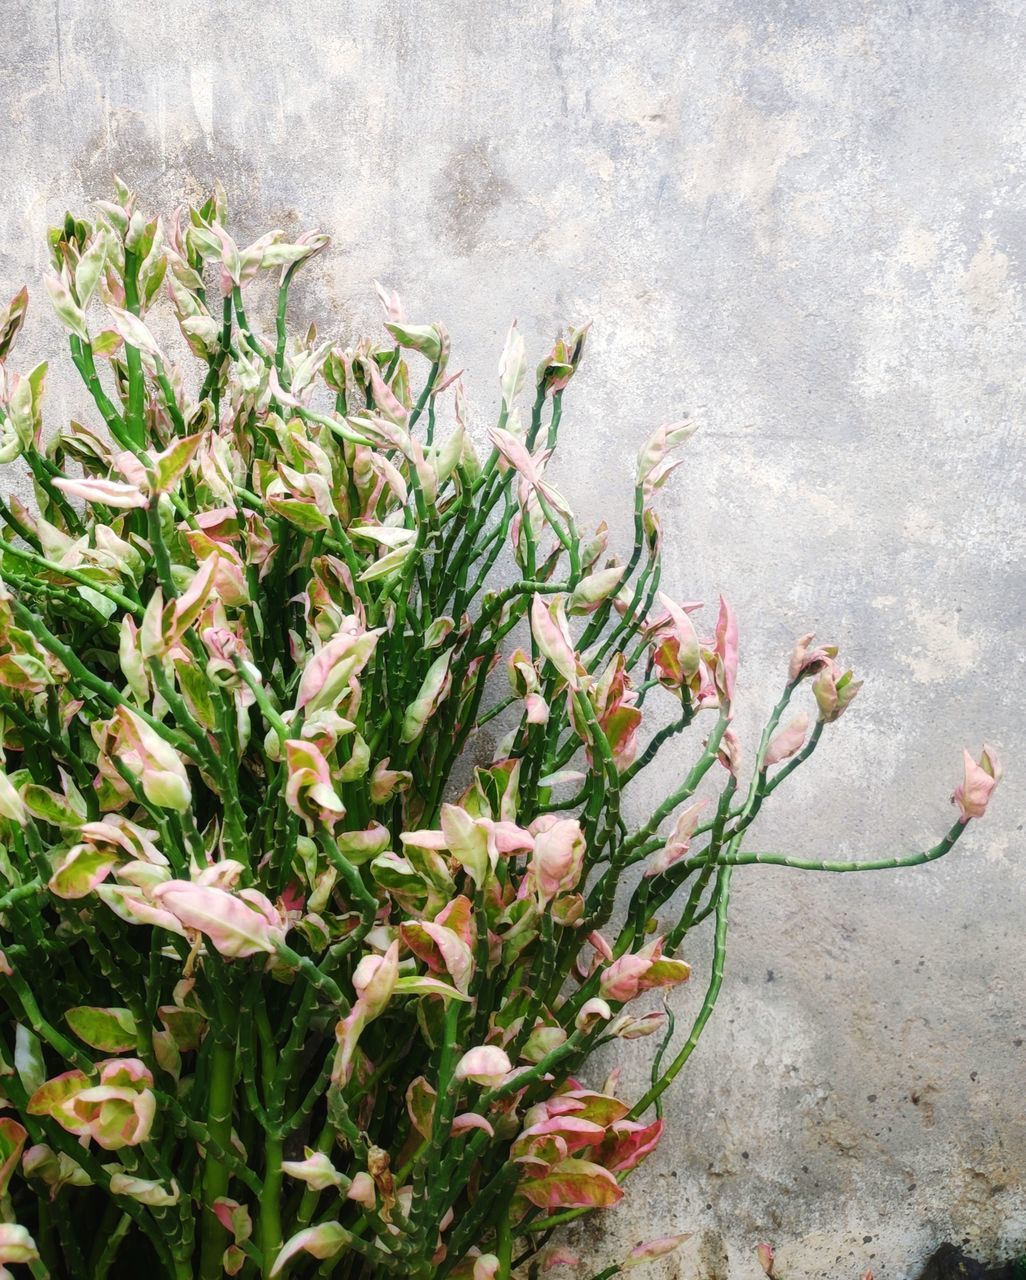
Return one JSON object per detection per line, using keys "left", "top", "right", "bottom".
{"left": 2, "top": 1, "right": 1024, "bottom": 1275}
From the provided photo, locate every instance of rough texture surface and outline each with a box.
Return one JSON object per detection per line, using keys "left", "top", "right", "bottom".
{"left": 1, "top": 2, "right": 1023, "bottom": 1276}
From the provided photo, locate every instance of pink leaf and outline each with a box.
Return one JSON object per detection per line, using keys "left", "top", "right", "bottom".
{"left": 756, "top": 1243, "right": 775, "bottom": 1275}
{"left": 575, "top": 998, "right": 612, "bottom": 1032}
{"left": 52, "top": 476, "right": 147, "bottom": 509}
{"left": 519, "top": 1157, "right": 624, "bottom": 1209}
{"left": 530, "top": 595, "right": 579, "bottom": 688}
{"left": 400, "top": 920, "right": 474, "bottom": 994}
{"left": 374, "top": 280, "right": 403, "bottom": 323}
{"left": 454, "top": 1045, "right": 511, "bottom": 1087}
{"left": 787, "top": 633, "right": 837, "bottom": 681}
{"left": 530, "top": 817, "right": 586, "bottom": 906}
{"left": 714, "top": 595, "right": 739, "bottom": 707}
{"left": 452, "top": 1112, "right": 495, "bottom": 1138}
{"left": 270, "top": 1224, "right": 348, "bottom": 1277}
{"left": 352, "top": 942, "right": 400, "bottom": 1018}
{"left": 364, "top": 359, "right": 409, "bottom": 426}
{"left": 284, "top": 740, "right": 345, "bottom": 829}
{"left": 518, "top": 1115, "right": 606, "bottom": 1154}
{"left": 151, "top": 882, "right": 286, "bottom": 958}
{"left": 599, "top": 938, "right": 689, "bottom": 1002}
{"left": 347, "top": 1171, "right": 376, "bottom": 1208}
{"left": 763, "top": 712, "right": 810, "bottom": 768}
{"left": 598, "top": 1117, "right": 664, "bottom": 1172}
{"left": 280, "top": 1150, "right": 343, "bottom": 1191}
{"left": 952, "top": 744, "right": 1001, "bottom": 821}
{"left": 0, "top": 1224, "right": 39, "bottom": 1268}
{"left": 623, "top": 1233, "right": 692, "bottom": 1268}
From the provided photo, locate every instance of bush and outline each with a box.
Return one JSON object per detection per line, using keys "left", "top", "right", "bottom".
{"left": 0, "top": 180, "right": 1000, "bottom": 1279}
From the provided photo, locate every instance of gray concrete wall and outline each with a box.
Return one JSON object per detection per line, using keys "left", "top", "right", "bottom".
{"left": 2, "top": 1, "right": 1024, "bottom": 1276}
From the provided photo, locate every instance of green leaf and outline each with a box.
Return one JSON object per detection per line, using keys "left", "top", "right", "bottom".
{"left": 45, "top": 269, "right": 89, "bottom": 340}
{"left": 393, "top": 976, "right": 471, "bottom": 1002}
{"left": 401, "top": 649, "right": 453, "bottom": 743}
{"left": 8, "top": 361, "right": 48, "bottom": 447}
{"left": 356, "top": 543, "right": 414, "bottom": 583}
{"left": 266, "top": 496, "right": 331, "bottom": 533}
{"left": 21, "top": 784, "right": 86, "bottom": 829}
{"left": 152, "top": 433, "right": 202, "bottom": 493}
{"left": 65, "top": 1006, "right": 137, "bottom": 1052}
{"left": 384, "top": 322, "right": 444, "bottom": 362}
{"left": 14, "top": 1025, "right": 45, "bottom": 1096}
{"left": 74, "top": 234, "right": 108, "bottom": 306}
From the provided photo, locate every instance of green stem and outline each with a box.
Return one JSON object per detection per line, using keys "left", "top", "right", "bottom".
{"left": 0, "top": 880, "right": 43, "bottom": 912}
{"left": 630, "top": 865, "right": 732, "bottom": 1117}
{"left": 123, "top": 248, "right": 146, "bottom": 448}
{"left": 259, "top": 1134, "right": 284, "bottom": 1277}
{"left": 197, "top": 1017, "right": 239, "bottom": 1279}
{"left": 9, "top": 597, "right": 195, "bottom": 754}
{"left": 723, "top": 820, "right": 966, "bottom": 872}
{"left": 496, "top": 1214, "right": 514, "bottom": 1278}
{"left": 0, "top": 540, "right": 142, "bottom": 615}
{"left": 146, "top": 500, "right": 177, "bottom": 597}
{"left": 93, "top": 1213, "right": 132, "bottom": 1279}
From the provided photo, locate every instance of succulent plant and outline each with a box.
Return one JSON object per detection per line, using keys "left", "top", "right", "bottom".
{"left": 0, "top": 180, "right": 998, "bottom": 1279}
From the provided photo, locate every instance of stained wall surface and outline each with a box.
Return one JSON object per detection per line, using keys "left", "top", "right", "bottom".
{"left": 1, "top": 2, "right": 1024, "bottom": 1276}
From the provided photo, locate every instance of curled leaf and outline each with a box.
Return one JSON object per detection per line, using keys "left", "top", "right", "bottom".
{"left": 270, "top": 1223, "right": 349, "bottom": 1277}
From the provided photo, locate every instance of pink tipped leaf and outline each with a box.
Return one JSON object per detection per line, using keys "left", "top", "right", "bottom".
{"left": 530, "top": 595, "right": 579, "bottom": 688}
{"left": 454, "top": 1045, "right": 512, "bottom": 1087}
{"left": 270, "top": 1224, "right": 349, "bottom": 1277}
{"left": 52, "top": 476, "right": 147, "bottom": 509}
{"left": 623, "top": 1233, "right": 693, "bottom": 1268}
{"left": 714, "top": 595, "right": 739, "bottom": 707}
{"left": 151, "top": 882, "right": 286, "bottom": 958}
{"left": 763, "top": 712, "right": 810, "bottom": 768}
{"left": 519, "top": 1157, "right": 624, "bottom": 1210}
{"left": 952, "top": 744, "right": 1001, "bottom": 821}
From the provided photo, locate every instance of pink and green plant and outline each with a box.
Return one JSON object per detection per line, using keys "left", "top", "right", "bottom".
{"left": 0, "top": 180, "right": 1000, "bottom": 1279}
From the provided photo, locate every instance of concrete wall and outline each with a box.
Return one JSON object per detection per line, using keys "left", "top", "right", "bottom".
{"left": 2, "top": 1, "right": 1023, "bottom": 1275}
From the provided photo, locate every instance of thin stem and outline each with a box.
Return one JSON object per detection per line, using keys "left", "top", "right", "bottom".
{"left": 631, "top": 865, "right": 732, "bottom": 1117}
{"left": 197, "top": 1002, "right": 239, "bottom": 1280}
{"left": 723, "top": 820, "right": 966, "bottom": 872}
{"left": 122, "top": 248, "right": 146, "bottom": 448}
{"left": 0, "top": 540, "right": 143, "bottom": 615}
